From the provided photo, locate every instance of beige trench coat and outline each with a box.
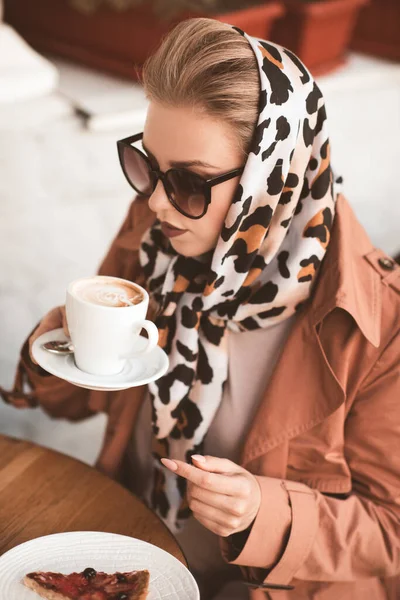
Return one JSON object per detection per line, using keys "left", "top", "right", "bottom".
{"left": 2, "top": 194, "right": 399, "bottom": 599}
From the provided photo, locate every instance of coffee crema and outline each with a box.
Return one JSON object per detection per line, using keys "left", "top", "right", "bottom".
{"left": 72, "top": 278, "right": 144, "bottom": 308}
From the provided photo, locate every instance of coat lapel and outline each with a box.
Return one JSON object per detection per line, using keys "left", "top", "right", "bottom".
{"left": 240, "top": 311, "right": 345, "bottom": 468}
{"left": 241, "top": 195, "right": 381, "bottom": 469}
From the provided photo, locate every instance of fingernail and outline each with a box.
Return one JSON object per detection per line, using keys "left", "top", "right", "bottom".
{"left": 192, "top": 454, "right": 206, "bottom": 463}
{"left": 161, "top": 458, "right": 178, "bottom": 471}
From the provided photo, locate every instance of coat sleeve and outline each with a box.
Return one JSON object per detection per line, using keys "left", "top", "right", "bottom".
{"left": 221, "top": 331, "right": 400, "bottom": 585}
{"left": 0, "top": 197, "right": 153, "bottom": 422}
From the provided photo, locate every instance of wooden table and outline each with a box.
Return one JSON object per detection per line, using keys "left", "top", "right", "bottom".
{"left": 0, "top": 435, "right": 186, "bottom": 564}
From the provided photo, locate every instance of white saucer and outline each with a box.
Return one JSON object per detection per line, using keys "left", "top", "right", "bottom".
{"left": 32, "top": 328, "right": 169, "bottom": 391}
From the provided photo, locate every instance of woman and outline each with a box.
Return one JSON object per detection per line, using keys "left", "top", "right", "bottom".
{"left": 2, "top": 18, "right": 399, "bottom": 600}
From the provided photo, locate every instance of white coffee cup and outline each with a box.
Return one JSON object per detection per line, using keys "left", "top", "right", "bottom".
{"left": 66, "top": 275, "right": 158, "bottom": 376}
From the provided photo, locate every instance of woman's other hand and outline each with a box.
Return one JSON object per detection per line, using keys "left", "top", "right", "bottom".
{"left": 161, "top": 455, "right": 261, "bottom": 537}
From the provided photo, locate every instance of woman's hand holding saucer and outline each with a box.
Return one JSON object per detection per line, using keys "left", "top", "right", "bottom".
{"left": 29, "top": 306, "right": 69, "bottom": 365}
{"left": 161, "top": 455, "right": 261, "bottom": 538}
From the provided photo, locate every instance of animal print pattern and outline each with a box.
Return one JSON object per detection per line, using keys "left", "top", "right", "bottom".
{"left": 139, "top": 27, "right": 339, "bottom": 531}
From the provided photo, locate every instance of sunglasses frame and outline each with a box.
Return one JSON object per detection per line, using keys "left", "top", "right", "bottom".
{"left": 117, "top": 132, "right": 244, "bottom": 220}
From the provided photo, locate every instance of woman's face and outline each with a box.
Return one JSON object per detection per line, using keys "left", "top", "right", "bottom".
{"left": 143, "top": 102, "right": 244, "bottom": 257}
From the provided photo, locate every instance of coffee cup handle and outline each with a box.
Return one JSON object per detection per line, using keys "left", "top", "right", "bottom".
{"left": 123, "top": 320, "right": 159, "bottom": 359}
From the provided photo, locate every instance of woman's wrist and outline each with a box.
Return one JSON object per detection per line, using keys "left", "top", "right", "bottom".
{"left": 227, "top": 518, "right": 256, "bottom": 560}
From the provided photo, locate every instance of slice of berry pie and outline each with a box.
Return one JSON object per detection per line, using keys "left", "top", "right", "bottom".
{"left": 23, "top": 567, "right": 150, "bottom": 600}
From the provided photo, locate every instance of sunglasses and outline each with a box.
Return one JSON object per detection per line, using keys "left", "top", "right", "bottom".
{"left": 117, "top": 133, "right": 244, "bottom": 219}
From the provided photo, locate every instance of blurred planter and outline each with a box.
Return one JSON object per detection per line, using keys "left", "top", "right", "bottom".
{"left": 4, "top": 0, "right": 284, "bottom": 81}
{"left": 272, "top": 0, "right": 369, "bottom": 76}
{"left": 351, "top": 0, "right": 400, "bottom": 61}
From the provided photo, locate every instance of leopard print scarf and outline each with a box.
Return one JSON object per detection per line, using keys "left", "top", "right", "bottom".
{"left": 139, "top": 28, "right": 339, "bottom": 531}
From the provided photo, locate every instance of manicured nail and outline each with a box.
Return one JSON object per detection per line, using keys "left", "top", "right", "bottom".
{"left": 192, "top": 454, "right": 206, "bottom": 463}
{"left": 161, "top": 458, "right": 178, "bottom": 471}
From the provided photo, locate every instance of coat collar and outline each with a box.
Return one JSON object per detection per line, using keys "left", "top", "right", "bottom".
{"left": 310, "top": 194, "right": 381, "bottom": 348}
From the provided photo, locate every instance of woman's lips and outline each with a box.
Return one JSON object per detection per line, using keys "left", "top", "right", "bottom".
{"left": 161, "top": 222, "right": 188, "bottom": 239}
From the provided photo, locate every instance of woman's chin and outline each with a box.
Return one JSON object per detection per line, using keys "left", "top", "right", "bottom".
{"left": 170, "top": 236, "right": 208, "bottom": 258}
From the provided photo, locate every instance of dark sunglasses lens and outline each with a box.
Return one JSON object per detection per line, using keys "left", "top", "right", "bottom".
{"left": 121, "top": 146, "right": 154, "bottom": 195}
{"left": 167, "top": 170, "right": 206, "bottom": 217}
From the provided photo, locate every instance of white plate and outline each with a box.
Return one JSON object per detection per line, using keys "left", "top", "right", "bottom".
{"left": 32, "top": 328, "right": 169, "bottom": 391}
{"left": 0, "top": 531, "right": 199, "bottom": 600}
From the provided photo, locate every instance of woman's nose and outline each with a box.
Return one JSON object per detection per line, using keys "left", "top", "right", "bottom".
{"left": 148, "top": 179, "right": 170, "bottom": 214}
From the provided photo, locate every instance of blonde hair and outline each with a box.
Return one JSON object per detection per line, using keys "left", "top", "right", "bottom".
{"left": 140, "top": 18, "right": 260, "bottom": 156}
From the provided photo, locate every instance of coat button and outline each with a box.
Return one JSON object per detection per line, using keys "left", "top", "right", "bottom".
{"left": 378, "top": 257, "right": 396, "bottom": 271}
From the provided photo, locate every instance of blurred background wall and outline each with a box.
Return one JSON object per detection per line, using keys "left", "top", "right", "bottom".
{"left": 0, "top": 0, "right": 399, "bottom": 464}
